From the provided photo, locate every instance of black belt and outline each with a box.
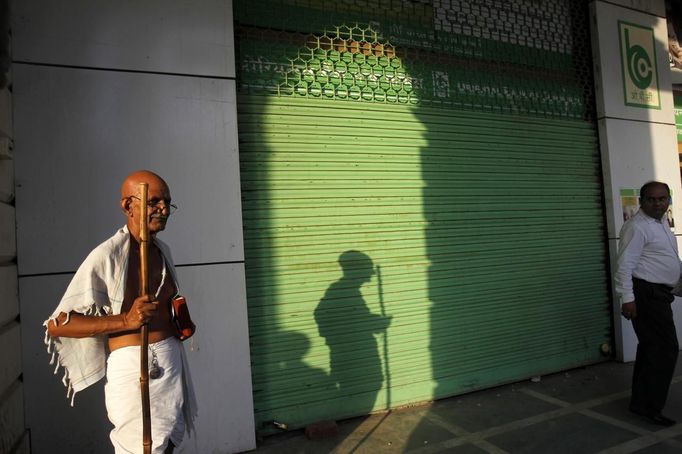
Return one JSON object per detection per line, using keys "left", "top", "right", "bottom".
{"left": 633, "top": 277, "right": 674, "bottom": 292}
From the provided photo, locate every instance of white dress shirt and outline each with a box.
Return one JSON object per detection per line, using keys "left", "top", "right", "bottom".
{"left": 615, "top": 210, "right": 682, "bottom": 305}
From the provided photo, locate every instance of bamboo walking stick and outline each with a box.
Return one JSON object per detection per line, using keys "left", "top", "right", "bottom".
{"left": 138, "top": 183, "right": 153, "bottom": 454}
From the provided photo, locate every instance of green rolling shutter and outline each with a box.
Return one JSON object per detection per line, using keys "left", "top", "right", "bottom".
{"left": 236, "top": 0, "right": 610, "bottom": 432}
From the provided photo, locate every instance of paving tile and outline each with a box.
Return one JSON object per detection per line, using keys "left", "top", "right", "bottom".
{"left": 590, "top": 396, "right": 677, "bottom": 432}
{"left": 254, "top": 408, "right": 457, "bottom": 454}
{"left": 247, "top": 354, "right": 682, "bottom": 454}
{"left": 426, "top": 386, "right": 559, "bottom": 432}
{"left": 514, "top": 362, "right": 634, "bottom": 404}
{"left": 349, "top": 407, "right": 457, "bottom": 452}
{"left": 635, "top": 442, "right": 682, "bottom": 453}
{"left": 486, "top": 413, "right": 639, "bottom": 454}
{"left": 436, "top": 444, "right": 491, "bottom": 454}
{"left": 661, "top": 381, "right": 682, "bottom": 421}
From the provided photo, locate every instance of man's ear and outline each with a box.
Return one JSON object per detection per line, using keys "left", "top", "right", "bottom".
{"left": 121, "top": 197, "right": 133, "bottom": 216}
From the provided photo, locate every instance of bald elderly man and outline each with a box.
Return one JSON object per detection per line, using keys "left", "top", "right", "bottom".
{"left": 45, "top": 170, "right": 197, "bottom": 454}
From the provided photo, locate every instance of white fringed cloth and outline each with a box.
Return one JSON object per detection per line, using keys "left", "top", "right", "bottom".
{"left": 106, "top": 337, "right": 188, "bottom": 453}
{"left": 43, "top": 226, "right": 197, "bottom": 443}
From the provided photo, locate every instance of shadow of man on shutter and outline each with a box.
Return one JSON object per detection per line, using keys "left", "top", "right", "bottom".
{"left": 314, "top": 251, "right": 392, "bottom": 415}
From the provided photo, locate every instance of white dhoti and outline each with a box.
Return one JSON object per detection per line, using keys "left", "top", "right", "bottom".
{"left": 105, "top": 337, "right": 186, "bottom": 454}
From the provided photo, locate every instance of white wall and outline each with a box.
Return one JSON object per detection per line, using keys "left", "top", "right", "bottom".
{"left": 12, "top": 0, "right": 235, "bottom": 77}
{"left": 12, "top": 66, "right": 244, "bottom": 273}
{"left": 12, "top": 1, "right": 256, "bottom": 453}
{"left": 591, "top": 0, "right": 682, "bottom": 361}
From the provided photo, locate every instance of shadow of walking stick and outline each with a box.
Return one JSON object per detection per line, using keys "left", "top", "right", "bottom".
{"left": 349, "top": 264, "right": 392, "bottom": 454}
{"left": 377, "top": 265, "right": 391, "bottom": 409}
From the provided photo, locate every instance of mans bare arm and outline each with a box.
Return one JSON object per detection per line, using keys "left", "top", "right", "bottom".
{"left": 47, "top": 295, "right": 158, "bottom": 338}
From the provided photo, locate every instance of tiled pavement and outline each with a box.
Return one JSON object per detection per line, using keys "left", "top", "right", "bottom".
{"left": 248, "top": 354, "right": 682, "bottom": 453}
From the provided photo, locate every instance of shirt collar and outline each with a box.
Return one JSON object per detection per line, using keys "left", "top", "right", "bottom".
{"left": 638, "top": 209, "right": 663, "bottom": 223}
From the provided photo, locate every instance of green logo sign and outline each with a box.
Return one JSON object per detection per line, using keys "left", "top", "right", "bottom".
{"left": 675, "top": 93, "right": 682, "bottom": 141}
{"left": 618, "top": 21, "right": 660, "bottom": 109}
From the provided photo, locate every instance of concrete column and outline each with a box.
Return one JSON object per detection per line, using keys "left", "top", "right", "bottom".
{"left": 590, "top": 0, "right": 682, "bottom": 361}
{"left": 11, "top": 1, "right": 255, "bottom": 452}
{"left": 0, "top": 1, "right": 27, "bottom": 451}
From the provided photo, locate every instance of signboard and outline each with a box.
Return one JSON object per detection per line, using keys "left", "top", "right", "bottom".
{"left": 618, "top": 21, "right": 661, "bottom": 109}
{"left": 675, "top": 92, "right": 682, "bottom": 142}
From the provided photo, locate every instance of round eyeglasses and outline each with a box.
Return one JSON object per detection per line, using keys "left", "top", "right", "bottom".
{"left": 127, "top": 195, "right": 178, "bottom": 214}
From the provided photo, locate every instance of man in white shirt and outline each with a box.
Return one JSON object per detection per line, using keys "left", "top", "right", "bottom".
{"left": 615, "top": 181, "right": 681, "bottom": 426}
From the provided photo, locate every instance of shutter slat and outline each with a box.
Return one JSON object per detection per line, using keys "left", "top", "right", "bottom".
{"left": 240, "top": 95, "right": 609, "bottom": 431}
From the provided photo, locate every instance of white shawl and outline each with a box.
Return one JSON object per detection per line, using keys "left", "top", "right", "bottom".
{"left": 44, "top": 225, "right": 197, "bottom": 432}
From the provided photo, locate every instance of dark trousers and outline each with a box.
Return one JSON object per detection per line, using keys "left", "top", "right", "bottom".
{"left": 630, "top": 278, "right": 679, "bottom": 414}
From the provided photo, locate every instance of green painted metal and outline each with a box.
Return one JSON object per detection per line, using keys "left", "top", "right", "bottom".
{"left": 235, "top": 0, "right": 595, "bottom": 118}
{"left": 239, "top": 97, "right": 609, "bottom": 432}
{"left": 236, "top": 0, "right": 609, "bottom": 434}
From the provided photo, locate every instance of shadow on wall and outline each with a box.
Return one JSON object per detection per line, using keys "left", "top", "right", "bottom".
{"left": 314, "top": 251, "right": 392, "bottom": 416}
{"left": 264, "top": 330, "right": 332, "bottom": 425}
{"left": 252, "top": 251, "right": 392, "bottom": 434}
{"left": 236, "top": 0, "right": 610, "bottom": 441}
